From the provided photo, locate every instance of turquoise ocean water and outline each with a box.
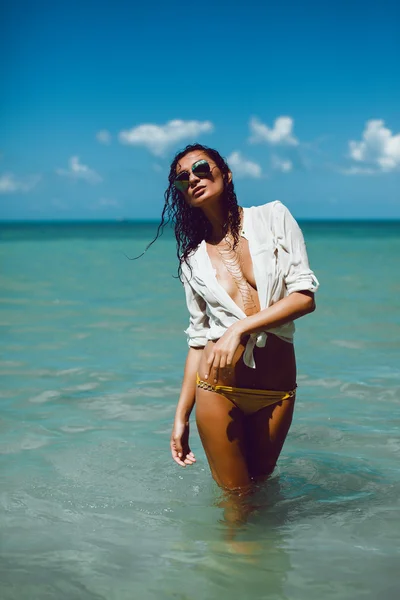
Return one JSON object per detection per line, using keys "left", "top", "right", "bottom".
{"left": 1, "top": 219, "right": 399, "bottom": 600}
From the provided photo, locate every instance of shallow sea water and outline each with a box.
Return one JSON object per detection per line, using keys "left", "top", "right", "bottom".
{"left": 1, "top": 220, "right": 399, "bottom": 600}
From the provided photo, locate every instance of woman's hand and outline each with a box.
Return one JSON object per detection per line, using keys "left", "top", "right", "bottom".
{"left": 204, "top": 322, "right": 244, "bottom": 383}
{"left": 170, "top": 419, "right": 196, "bottom": 468}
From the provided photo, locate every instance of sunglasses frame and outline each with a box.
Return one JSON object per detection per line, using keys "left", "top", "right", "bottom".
{"left": 174, "top": 159, "right": 215, "bottom": 192}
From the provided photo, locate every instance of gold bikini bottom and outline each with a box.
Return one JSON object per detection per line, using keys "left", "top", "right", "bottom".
{"left": 196, "top": 374, "right": 296, "bottom": 416}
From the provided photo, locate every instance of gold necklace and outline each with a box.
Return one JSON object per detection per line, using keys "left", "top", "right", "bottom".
{"left": 215, "top": 234, "right": 258, "bottom": 315}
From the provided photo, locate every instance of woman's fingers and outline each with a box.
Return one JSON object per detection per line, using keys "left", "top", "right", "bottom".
{"left": 171, "top": 449, "right": 186, "bottom": 467}
{"left": 173, "top": 436, "right": 183, "bottom": 458}
{"left": 226, "top": 351, "right": 235, "bottom": 366}
{"left": 206, "top": 349, "right": 235, "bottom": 382}
{"left": 209, "top": 350, "right": 221, "bottom": 383}
{"left": 172, "top": 450, "right": 195, "bottom": 467}
{"left": 183, "top": 448, "right": 196, "bottom": 464}
{"left": 170, "top": 439, "right": 186, "bottom": 467}
{"left": 213, "top": 366, "right": 219, "bottom": 383}
{"left": 204, "top": 351, "right": 215, "bottom": 380}
{"left": 171, "top": 437, "right": 196, "bottom": 467}
{"left": 205, "top": 350, "right": 223, "bottom": 380}
{"left": 204, "top": 327, "right": 242, "bottom": 379}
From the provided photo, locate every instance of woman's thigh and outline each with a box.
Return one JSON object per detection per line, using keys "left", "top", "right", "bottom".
{"left": 195, "top": 387, "right": 252, "bottom": 491}
{"left": 197, "top": 336, "right": 296, "bottom": 484}
{"left": 243, "top": 397, "right": 296, "bottom": 480}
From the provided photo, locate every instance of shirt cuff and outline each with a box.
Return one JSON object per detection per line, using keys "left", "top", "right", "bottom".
{"left": 185, "top": 327, "right": 208, "bottom": 347}
{"left": 285, "top": 273, "right": 319, "bottom": 294}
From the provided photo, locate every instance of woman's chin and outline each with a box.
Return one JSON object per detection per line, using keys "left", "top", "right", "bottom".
{"left": 189, "top": 191, "right": 221, "bottom": 209}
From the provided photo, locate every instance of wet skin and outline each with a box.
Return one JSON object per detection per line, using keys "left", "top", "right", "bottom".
{"left": 195, "top": 206, "right": 298, "bottom": 493}
{"left": 173, "top": 150, "right": 300, "bottom": 500}
{"left": 199, "top": 332, "right": 297, "bottom": 392}
{"left": 200, "top": 231, "right": 297, "bottom": 391}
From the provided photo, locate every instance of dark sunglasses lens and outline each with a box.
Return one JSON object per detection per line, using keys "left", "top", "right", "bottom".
{"left": 192, "top": 160, "right": 211, "bottom": 177}
{"left": 174, "top": 172, "right": 189, "bottom": 191}
{"left": 174, "top": 161, "right": 212, "bottom": 191}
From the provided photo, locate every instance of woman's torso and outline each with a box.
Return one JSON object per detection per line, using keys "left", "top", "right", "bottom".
{"left": 198, "top": 233, "right": 296, "bottom": 390}
{"left": 184, "top": 203, "right": 298, "bottom": 353}
{"left": 205, "top": 235, "right": 260, "bottom": 316}
{"left": 198, "top": 335, "right": 296, "bottom": 391}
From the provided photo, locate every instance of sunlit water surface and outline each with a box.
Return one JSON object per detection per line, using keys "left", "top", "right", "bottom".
{"left": 1, "top": 220, "right": 399, "bottom": 600}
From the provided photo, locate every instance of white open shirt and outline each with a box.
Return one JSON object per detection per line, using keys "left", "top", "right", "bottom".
{"left": 180, "top": 201, "right": 319, "bottom": 369}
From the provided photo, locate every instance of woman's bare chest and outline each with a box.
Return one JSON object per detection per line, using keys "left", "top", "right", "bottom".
{"left": 206, "top": 236, "right": 259, "bottom": 314}
{"left": 207, "top": 237, "right": 255, "bottom": 284}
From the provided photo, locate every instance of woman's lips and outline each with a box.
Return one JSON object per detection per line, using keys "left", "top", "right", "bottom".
{"left": 193, "top": 186, "right": 206, "bottom": 198}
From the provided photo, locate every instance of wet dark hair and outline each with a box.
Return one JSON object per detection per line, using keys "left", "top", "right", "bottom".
{"left": 136, "top": 143, "right": 241, "bottom": 279}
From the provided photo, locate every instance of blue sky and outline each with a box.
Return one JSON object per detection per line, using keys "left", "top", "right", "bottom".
{"left": 1, "top": 0, "right": 399, "bottom": 220}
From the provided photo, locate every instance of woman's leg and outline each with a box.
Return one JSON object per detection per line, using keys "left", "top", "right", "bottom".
{"left": 196, "top": 336, "right": 296, "bottom": 486}
{"left": 243, "top": 397, "right": 296, "bottom": 481}
{"left": 195, "top": 387, "right": 252, "bottom": 491}
{"left": 236, "top": 335, "right": 297, "bottom": 481}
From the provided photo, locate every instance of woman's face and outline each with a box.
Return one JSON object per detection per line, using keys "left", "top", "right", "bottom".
{"left": 175, "top": 151, "right": 230, "bottom": 209}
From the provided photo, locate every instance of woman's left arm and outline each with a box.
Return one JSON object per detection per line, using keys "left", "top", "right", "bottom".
{"left": 204, "top": 202, "right": 319, "bottom": 380}
{"left": 239, "top": 289, "right": 315, "bottom": 336}
{"left": 204, "top": 291, "right": 315, "bottom": 379}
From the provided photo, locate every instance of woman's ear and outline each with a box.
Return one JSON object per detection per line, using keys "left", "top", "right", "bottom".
{"left": 227, "top": 170, "right": 232, "bottom": 184}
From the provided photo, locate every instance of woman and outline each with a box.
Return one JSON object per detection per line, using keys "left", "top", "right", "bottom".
{"left": 164, "top": 143, "right": 319, "bottom": 492}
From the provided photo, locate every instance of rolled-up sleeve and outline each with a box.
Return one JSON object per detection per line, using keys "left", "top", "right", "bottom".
{"left": 182, "top": 275, "right": 209, "bottom": 348}
{"left": 273, "top": 201, "right": 319, "bottom": 294}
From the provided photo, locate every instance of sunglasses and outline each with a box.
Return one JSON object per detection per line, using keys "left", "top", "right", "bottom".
{"left": 174, "top": 159, "right": 215, "bottom": 192}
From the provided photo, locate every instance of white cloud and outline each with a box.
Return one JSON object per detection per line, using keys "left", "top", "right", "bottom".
{"left": 339, "top": 166, "right": 377, "bottom": 176}
{"left": 0, "top": 173, "right": 41, "bottom": 194}
{"left": 249, "top": 116, "right": 299, "bottom": 146}
{"left": 271, "top": 155, "right": 293, "bottom": 172}
{"left": 96, "top": 130, "right": 111, "bottom": 144}
{"left": 349, "top": 120, "right": 400, "bottom": 172}
{"left": 227, "top": 151, "right": 262, "bottom": 178}
{"left": 56, "top": 156, "right": 102, "bottom": 184}
{"left": 118, "top": 119, "right": 214, "bottom": 156}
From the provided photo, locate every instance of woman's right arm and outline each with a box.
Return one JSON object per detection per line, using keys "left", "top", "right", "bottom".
{"left": 175, "top": 346, "right": 204, "bottom": 422}
{"left": 171, "top": 347, "right": 204, "bottom": 467}
{"left": 171, "top": 270, "right": 209, "bottom": 467}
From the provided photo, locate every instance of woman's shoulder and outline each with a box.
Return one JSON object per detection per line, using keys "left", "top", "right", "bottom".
{"left": 249, "top": 200, "right": 284, "bottom": 212}
{"left": 245, "top": 200, "right": 287, "bottom": 227}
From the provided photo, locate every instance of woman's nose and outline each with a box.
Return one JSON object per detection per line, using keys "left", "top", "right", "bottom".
{"left": 189, "top": 170, "right": 200, "bottom": 186}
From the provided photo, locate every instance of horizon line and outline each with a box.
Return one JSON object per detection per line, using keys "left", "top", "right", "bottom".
{"left": 1, "top": 217, "right": 400, "bottom": 225}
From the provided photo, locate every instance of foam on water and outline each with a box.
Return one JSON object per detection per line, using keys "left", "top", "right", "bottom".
{"left": 1, "top": 221, "right": 400, "bottom": 599}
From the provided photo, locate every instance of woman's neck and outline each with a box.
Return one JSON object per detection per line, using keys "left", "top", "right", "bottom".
{"left": 202, "top": 203, "right": 242, "bottom": 244}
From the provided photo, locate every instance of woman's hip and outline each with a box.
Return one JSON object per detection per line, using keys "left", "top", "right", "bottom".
{"left": 198, "top": 333, "right": 297, "bottom": 391}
